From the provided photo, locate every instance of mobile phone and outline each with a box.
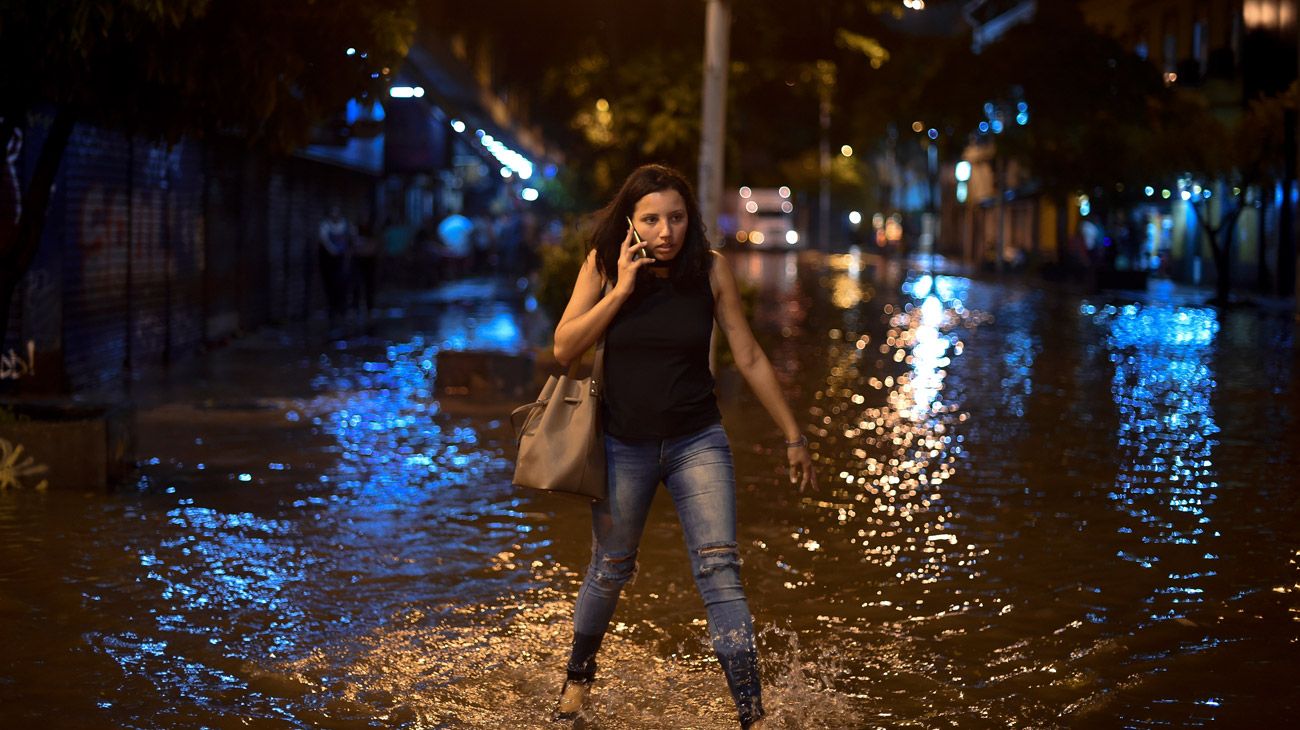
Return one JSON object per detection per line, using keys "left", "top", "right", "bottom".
{"left": 627, "top": 216, "right": 653, "bottom": 260}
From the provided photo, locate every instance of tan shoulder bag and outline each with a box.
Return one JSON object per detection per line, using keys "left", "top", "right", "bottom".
{"left": 509, "top": 292, "right": 608, "bottom": 501}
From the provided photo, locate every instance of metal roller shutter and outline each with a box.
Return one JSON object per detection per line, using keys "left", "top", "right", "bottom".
{"left": 61, "top": 125, "right": 130, "bottom": 391}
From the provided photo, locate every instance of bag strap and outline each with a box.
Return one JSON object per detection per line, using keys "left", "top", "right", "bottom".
{"left": 510, "top": 399, "right": 546, "bottom": 442}
{"left": 565, "top": 281, "right": 609, "bottom": 396}
{"left": 589, "top": 339, "right": 605, "bottom": 398}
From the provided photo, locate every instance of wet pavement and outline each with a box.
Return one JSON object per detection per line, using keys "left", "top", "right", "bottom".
{"left": 1, "top": 252, "right": 1298, "bottom": 729}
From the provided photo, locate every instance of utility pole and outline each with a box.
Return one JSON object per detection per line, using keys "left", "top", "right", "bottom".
{"left": 996, "top": 153, "right": 1007, "bottom": 273}
{"left": 923, "top": 137, "right": 938, "bottom": 256}
{"left": 1294, "top": 17, "right": 1300, "bottom": 310}
{"left": 817, "top": 60, "right": 835, "bottom": 251}
{"left": 699, "top": 0, "right": 731, "bottom": 248}
{"left": 1283, "top": 106, "right": 1297, "bottom": 299}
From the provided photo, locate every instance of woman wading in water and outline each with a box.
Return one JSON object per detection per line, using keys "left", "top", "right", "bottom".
{"left": 550, "top": 164, "right": 816, "bottom": 728}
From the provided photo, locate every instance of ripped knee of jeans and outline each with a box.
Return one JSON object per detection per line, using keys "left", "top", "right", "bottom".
{"left": 591, "top": 549, "right": 639, "bottom": 587}
{"left": 694, "top": 542, "right": 742, "bottom": 579}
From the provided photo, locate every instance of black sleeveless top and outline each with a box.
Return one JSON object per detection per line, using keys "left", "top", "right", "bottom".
{"left": 603, "top": 269, "right": 721, "bottom": 440}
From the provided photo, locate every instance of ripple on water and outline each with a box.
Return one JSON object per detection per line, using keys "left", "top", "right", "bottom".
{"left": 8, "top": 267, "right": 1300, "bottom": 727}
{"left": 268, "top": 587, "right": 862, "bottom": 729}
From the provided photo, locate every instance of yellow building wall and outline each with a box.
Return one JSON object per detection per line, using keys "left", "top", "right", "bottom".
{"left": 1039, "top": 197, "right": 1060, "bottom": 257}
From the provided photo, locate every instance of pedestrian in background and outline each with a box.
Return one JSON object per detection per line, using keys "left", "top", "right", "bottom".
{"left": 318, "top": 205, "right": 353, "bottom": 330}
{"left": 494, "top": 211, "right": 523, "bottom": 275}
{"left": 351, "top": 217, "right": 381, "bottom": 322}
{"left": 549, "top": 164, "right": 816, "bottom": 729}
{"left": 436, "top": 212, "right": 473, "bottom": 279}
{"left": 471, "top": 213, "right": 495, "bottom": 273}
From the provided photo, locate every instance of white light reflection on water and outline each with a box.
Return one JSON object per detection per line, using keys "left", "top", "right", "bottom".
{"left": 1088, "top": 302, "right": 1220, "bottom": 622}
{"left": 826, "top": 249, "right": 873, "bottom": 310}
{"left": 808, "top": 272, "right": 983, "bottom": 608}
{"left": 742, "top": 251, "right": 810, "bottom": 387}
{"left": 900, "top": 294, "right": 949, "bottom": 422}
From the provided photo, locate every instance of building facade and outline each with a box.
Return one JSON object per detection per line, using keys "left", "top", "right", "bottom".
{"left": 1, "top": 41, "right": 551, "bottom": 396}
{"left": 1084, "top": 0, "right": 1297, "bottom": 292}
{"left": 955, "top": 0, "right": 1298, "bottom": 292}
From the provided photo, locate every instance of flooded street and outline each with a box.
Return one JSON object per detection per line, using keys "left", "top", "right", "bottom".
{"left": 2, "top": 253, "right": 1298, "bottom": 729}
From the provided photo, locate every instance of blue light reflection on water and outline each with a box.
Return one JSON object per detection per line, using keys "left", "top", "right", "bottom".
{"left": 310, "top": 332, "right": 522, "bottom": 537}
{"left": 19, "top": 265, "right": 1296, "bottom": 727}
{"left": 434, "top": 305, "right": 525, "bottom": 353}
{"left": 995, "top": 295, "right": 1040, "bottom": 420}
{"left": 1088, "top": 302, "right": 1220, "bottom": 622}
{"left": 99, "top": 317, "right": 538, "bottom": 725}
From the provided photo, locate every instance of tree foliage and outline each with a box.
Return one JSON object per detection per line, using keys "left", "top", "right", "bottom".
{"left": 542, "top": 45, "right": 705, "bottom": 202}
{"left": 0, "top": 0, "right": 415, "bottom": 150}
{"left": 418, "top": 0, "right": 913, "bottom": 207}
{"left": 1143, "top": 83, "right": 1298, "bottom": 301}
{"left": 909, "top": 1, "right": 1162, "bottom": 203}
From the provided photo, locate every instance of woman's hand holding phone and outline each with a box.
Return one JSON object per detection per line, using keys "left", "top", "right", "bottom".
{"left": 627, "top": 216, "right": 655, "bottom": 261}
{"left": 614, "top": 216, "right": 654, "bottom": 297}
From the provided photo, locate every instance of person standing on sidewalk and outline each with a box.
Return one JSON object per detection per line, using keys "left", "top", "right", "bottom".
{"left": 436, "top": 212, "right": 473, "bottom": 280}
{"left": 351, "top": 216, "right": 381, "bottom": 323}
{"left": 318, "top": 205, "right": 353, "bottom": 330}
{"left": 550, "top": 164, "right": 816, "bottom": 729}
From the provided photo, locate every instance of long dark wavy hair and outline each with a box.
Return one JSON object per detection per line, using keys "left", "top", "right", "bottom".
{"left": 590, "top": 164, "right": 713, "bottom": 287}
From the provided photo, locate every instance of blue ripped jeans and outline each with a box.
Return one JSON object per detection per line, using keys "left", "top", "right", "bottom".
{"left": 566, "top": 422, "right": 764, "bottom": 727}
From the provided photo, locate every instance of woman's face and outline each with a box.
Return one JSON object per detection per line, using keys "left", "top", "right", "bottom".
{"left": 630, "top": 189, "right": 688, "bottom": 261}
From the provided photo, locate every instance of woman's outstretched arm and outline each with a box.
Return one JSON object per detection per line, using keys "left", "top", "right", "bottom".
{"left": 710, "top": 251, "right": 816, "bottom": 491}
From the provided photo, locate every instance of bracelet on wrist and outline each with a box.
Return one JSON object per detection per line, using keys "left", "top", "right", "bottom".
{"left": 784, "top": 434, "right": 808, "bottom": 448}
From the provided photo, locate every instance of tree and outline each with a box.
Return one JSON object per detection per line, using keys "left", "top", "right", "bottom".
{"left": 1148, "top": 85, "right": 1297, "bottom": 303}
{"left": 0, "top": 0, "right": 417, "bottom": 346}
{"left": 979, "top": 3, "right": 1161, "bottom": 194}
{"left": 417, "top": 0, "right": 911, "bottom": 208}
{"left": 906, "top": 1, "right": 1163, "bottom": 265}
{"left": 416, "top": 1, "right": 708, "bottom": 205}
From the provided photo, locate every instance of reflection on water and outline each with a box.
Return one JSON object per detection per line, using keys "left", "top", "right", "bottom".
{"left": 1091, "top": 303, "right": 1220, "bottom": 623}
{"left": 808, "top": 270, "right": 979, "bottom": 607}
{"left": 81, "top": 322, "right": 538, "bottom": 726}
{"left": 825, "top": 250, "right": 873, "bottom": 310}
{"left": 745, "top": 251, "right": 811, "bottom": 389}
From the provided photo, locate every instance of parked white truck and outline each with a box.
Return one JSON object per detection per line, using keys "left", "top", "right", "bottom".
{"left": 725, "top": 186, "right": 803, "bottom": 251}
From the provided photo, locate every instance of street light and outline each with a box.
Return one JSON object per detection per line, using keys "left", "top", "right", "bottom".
{"left": 955, "top": 160, "right": 970, "bottom": 204}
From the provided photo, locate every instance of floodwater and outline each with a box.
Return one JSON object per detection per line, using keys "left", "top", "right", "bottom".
{"left": 1, "top": 254, "right": 1297, "bottom": 729}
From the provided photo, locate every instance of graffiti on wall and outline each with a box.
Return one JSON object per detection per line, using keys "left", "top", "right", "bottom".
{"left": 0, "top": 340, "right": 35, "bottom": 380}
{"left": 79, "top": 183, "right": 128, "bottom": 253}
{"left": 2, "top": 122, "right": 20, "bottom": 230}
{"left": 0, "top": 437, "right": 48, "bottom": 491}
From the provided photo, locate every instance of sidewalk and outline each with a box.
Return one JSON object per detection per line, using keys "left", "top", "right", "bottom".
{"left": 106, "top": 275, "right": 547, "bottom": 405}
{"left": 1, "top": 275, "right": 549, "bottom": 492}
